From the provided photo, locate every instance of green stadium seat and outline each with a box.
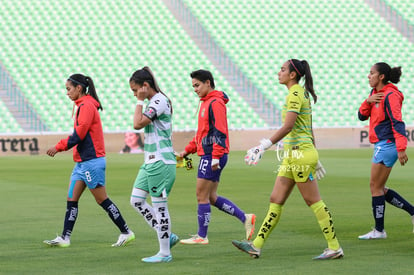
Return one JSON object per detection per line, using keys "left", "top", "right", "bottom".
{"left": 181, "top": 0, "right": 414, "bottom": 127}
{"left": 0, "top": 0, "right": 268, "bottom": 132}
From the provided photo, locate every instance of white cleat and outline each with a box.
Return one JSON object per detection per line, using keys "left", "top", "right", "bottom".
{"left": 358, "top": 228, "right": 387, "bottom": 240}
{"left": 112, "top": 231, "right": 135, "bottom": 247}
{"left": 180, "top": 234, "right": 208, "bottom": 245}
{"left": 43, "top": 236, "right": 70, "bottom": 248}
{"left": 313, "top": 247, "right": 344, "bottom": 260}
{"left": 244, "top": 214, "right": 256, "bottom": 241}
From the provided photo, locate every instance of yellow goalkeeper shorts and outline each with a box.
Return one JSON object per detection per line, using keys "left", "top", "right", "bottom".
{"left": 276, "top": 144, "right": 318, "bottom": 183}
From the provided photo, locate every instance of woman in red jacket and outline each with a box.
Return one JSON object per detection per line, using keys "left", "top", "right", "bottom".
{"left": 358, "top": 62, "right": 414, "bottom": 240}
{"left": 43, "top": 74, "right": 134, "bottom": 247}
{"left": 179, "top": 69, "right": 255, "bottom": 245}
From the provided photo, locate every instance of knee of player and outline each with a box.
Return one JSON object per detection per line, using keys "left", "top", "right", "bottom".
{"left": 130, "top": 196, "right": 144, "bottom": 208}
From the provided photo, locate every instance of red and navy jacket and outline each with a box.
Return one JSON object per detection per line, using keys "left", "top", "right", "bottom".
{"left": 358, "top": 83, "right": 407, "bottom": 152}
{"left": 55, "top": 95, "right": 105, "bottom": 162}
{"left": 185, "top": 90, "right": 230, "bottom": 159}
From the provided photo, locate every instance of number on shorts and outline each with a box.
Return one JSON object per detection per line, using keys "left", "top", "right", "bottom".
{"left": 374, "top": 146, "right": 381, "bottom": 158}
{"left": 199, "top": 159, "right": 209, "bottom": 174}
{"left": 85, "top": 171, "right": 92, "bottom": 182}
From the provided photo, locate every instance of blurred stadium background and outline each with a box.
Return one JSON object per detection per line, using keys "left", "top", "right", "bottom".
{"left": 0, "top": 0, "right": 413, "bottom": 134}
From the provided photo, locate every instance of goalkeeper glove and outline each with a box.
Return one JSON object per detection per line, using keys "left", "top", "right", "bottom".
{"left": 315, "top": 160, "right": 326, "bottom": 180}
{"left": 244, "top": 138, "right": 273, "bottom": 166}
{"left": 175, "top": 151, "right": 185, "bottom": 168}
{"left": 184, "top": 156, "right": 193, "bottom": 170}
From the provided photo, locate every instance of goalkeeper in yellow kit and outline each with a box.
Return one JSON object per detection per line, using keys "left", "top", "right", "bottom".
{"left": 232, "top": 59, "right": 343, "bottom": 260}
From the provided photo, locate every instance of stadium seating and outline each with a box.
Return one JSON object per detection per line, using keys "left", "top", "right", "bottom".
{"left": 0, "top": 100, "right": 23, "bottom": 133}
{"left": 182, "top": 0, "right": 414, "bottom": 127}
{"left": 385, "top": 0, "right": 414, "bottom": 25}
{"left": 0, "top": 0, "right": 413, "bottom": 131}
{"left": 0, "top": 0, "right": 268, "bottom": 132}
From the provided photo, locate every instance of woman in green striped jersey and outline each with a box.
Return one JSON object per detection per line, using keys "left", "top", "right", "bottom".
{"left": 128, "top": 66, "right": 179, "bottom": 263}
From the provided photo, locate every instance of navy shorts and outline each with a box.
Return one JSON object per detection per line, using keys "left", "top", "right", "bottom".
{"left": 197, "top": 154, "right": 228, "bottom": 182}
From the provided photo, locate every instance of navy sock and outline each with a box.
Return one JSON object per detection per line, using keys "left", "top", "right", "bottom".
{"left": 372, "top": 196, "right": 385, "bottom": 232}
{"left": 100, "top": 198, "right": 129, "bottom": 233}
{"left": 385, "top": 189, "right": 414, "bottom": 216}
{"left": 62, "top": 201, "right": 78, "bottom": 239}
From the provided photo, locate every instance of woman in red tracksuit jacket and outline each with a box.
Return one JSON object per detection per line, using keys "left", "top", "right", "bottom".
{"left": 43, "top": 74, "right": 134, "bottom": 247}
{"left": 179, "top": 69, "right": 256, "bottom": 245}
{"left": 358, "top": 62, "right": 414, "bottom": 240}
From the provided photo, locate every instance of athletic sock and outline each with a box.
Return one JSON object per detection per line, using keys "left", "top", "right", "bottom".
{"left": 100, "top": 198, "right": 129, "bottom": 233}
{"left": 372, "top": 195, "right": 385, "bottom": 232}
{"left": 253, "top": 203, "right": 282, "bottom": 249}
{"left": 214, "top": 196, "right": 246, "bottom": 223}
{"left": 385, "top": 189, "right": 414, "bottom": 215}
{"left": 311, "top": 200, "right": 340, "bottom": 250}
{"left": 152, "top": 197, "right": 171, "bottom": 256}
{"left": 62, "top": 201, "right": 78, "bottom": 240}
{"left": 197, "top": 203, "right": 211, "bottom": 238}
{"left": 131, "top": 194, "right": 158, "bottom": 230}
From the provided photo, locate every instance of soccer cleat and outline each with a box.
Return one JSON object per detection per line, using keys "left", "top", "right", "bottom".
{"left": 313, "top": 247, "right": 344, "bottom": 260}
{"left": 232, "top": 240, "right": 261, "bottom": 258}
{"left": 358, "top": 228, "right": 387, "bottom": 240}
{"left": 170, "top": 233, "right": 180, "bottom": 248}
{"left": 112, "top": 231, "right": 135, "bottom": 247}
{"left": 179, "top": 234, "right": 208, "bottom": 245}
{"left": 244, "top": 213, "right": 256, "bottom": 240}
{"left": 142, "top": 253, "right": 172, "bottom": 263}
{"left": 43, "top": 236, "right": 70, "bottom": 248}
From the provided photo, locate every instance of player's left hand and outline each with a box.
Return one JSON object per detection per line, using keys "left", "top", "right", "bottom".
{"left": 398, "top": 151, "right": 408, "bottom": 166}
{"left": 315, "top": 160, "right": 326, "bottom": 180}
{"left": 211, "top": 158, "right": 221, "bottom": 171}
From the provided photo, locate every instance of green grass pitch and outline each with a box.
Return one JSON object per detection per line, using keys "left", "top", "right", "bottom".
{"left": 1, "top": 149, "right": 414, "bottom": 274}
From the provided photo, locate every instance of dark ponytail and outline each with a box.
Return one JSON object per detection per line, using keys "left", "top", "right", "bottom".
{"left": 68, "top": 74, "right": 103, "bottom": 111}
{"left": 288, "top": 59, "right": 317, "bottom": 103}
{"left": 375, "top": 62, "right": 402, "bottom": 84}
{"left": 130, "top": 66, "right": 173, "bottom": 114}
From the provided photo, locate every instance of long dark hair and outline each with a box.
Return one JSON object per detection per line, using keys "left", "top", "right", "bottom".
{"left": 288, "top": 59, "right": 317, "bottom": 103}
{"left": 129, "top": 66, "right": 173, "bottom": 113}
{"left": 68, "top": 74, "right": 103, "bottom": 111}
{"left": 374, "top": 62, "right": 402, "bottom": 84}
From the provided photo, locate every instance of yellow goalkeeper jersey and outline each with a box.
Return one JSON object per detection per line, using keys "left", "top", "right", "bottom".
{"left": 281, "top": 84, "right": 313, "bottom": 146}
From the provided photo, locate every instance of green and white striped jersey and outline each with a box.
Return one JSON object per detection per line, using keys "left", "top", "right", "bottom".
{"left": 142, "top": 92, "right": 176, "bottom": 165}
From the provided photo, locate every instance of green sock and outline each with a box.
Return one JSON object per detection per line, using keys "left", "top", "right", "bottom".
{"left": 253, "top": 203, "right": 282, "bottom": 249}
{"left": 310, "top": 200, "right": 340, "bottom": 250}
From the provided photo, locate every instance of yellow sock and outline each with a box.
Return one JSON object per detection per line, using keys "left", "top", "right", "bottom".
{"left": 253, "top": 203, "right": 282, "bottom": 249}
{"left": 310, "top": 200, "right": 340, "bottom": 250}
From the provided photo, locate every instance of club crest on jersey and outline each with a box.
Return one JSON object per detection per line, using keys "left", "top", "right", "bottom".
{"left": 147, "top": 108, "right": 155, "bottom": 115}
{"left": 201, "top": 108, "right": 205, "bottom": 117}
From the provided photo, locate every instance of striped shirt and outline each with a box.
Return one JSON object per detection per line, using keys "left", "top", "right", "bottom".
{"left": 281, "top": 84, "right": 313, "bottom": 146}
{"left": 142, "top": 92, "right": 176, "bottom": 165}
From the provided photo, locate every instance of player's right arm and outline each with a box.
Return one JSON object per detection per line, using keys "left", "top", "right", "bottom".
{"left": 53, "top": 103, "right": 95, "bottom": 153}
{"left": 182, "top": 137, "right": 197, "bottom": 157}
{"left": 358, "top": 90, "right": 381, "bottom": 121}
